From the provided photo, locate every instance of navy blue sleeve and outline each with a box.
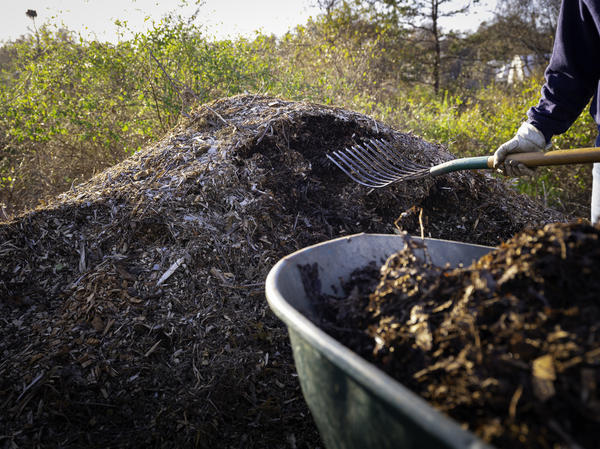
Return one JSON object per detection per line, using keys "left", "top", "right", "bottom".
{"left": 527, "top": 0, "right": 600, "bottom": 142}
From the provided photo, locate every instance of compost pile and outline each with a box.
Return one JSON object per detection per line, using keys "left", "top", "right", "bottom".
{"left": 0, "top": 94, "right": 565, "bottom": 448}
{"left": 314, "top": 221, "right": 600, "bottom": 449}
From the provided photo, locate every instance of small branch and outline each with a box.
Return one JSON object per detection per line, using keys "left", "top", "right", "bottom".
{"left": 148, "top": 49, "right": 194, "bottom": 119}
{"left": 156, "top": 257, "right": 185, "bottom": 287}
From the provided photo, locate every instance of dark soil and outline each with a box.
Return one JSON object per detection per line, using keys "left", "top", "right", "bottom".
{"left": 0, "top": 95, "right": 568, "bottom": 448}
{"left": 312, "top": 221, "right": 600, "bottom": 449}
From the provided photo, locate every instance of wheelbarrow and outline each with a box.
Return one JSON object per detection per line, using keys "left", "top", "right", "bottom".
{"left": 265, "top": 233, "right": 494, "bottom": 449}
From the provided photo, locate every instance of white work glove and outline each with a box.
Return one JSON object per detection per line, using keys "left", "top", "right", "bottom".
{"left": 493, "top": 122, "right": 550, "bottom": 177}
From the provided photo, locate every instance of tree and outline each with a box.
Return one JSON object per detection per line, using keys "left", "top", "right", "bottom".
{"left": 314, "top": 0, "right": 473, "bottom": 93}
{"left": 491, "top": 0, "right": 558, "bottom": 59}
{"left": 314, "top": 0, "right": 342, "bottom": 18}
{"left": 26, "top": 9, "right": 41, "bottom": 55}
{"left": 376, "top": 0, "right": 472, "bottom": 93}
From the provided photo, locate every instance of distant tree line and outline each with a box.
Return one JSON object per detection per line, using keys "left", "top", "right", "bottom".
{"left": 313, "top": 0, "right": 560, "bottom": 93}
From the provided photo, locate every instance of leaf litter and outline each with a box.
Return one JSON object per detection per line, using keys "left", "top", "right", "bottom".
{"left": 0, "top": 94, "right": 566, "bottom": 448}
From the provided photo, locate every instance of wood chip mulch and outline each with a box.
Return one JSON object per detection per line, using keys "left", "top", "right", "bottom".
{"left": 313, "top": 221, "right": 599, "bottom": 449}
{"left": 1, "top": 94, "right": 566, "bottom": 448}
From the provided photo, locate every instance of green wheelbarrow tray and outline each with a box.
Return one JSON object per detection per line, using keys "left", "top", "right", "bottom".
{"left": 265, "top": 233, "right": 495, "bottom": 449}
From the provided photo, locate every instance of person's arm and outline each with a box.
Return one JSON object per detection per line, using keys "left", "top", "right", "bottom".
{"left": 494, "top": 0, "right": 600, "bottom": 176}
{"left": 528, "top": 0, "right": 600, "bottom": 141}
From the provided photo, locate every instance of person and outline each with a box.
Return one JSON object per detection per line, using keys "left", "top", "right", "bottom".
{"left": 493, "top": 0, "right": 600, "bottom": 225}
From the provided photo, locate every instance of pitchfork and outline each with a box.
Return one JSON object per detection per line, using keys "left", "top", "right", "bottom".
{"left": 327, "top": 138, "right": 600, "bottom": 188}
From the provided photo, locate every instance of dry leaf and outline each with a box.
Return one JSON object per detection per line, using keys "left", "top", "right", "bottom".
{"left": 532, "top": 354, "right": 556, "bottom": 401}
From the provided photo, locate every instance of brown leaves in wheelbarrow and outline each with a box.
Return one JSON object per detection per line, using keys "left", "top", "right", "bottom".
{"left": 317, "top": 221, "right": 600, "bottom": 449}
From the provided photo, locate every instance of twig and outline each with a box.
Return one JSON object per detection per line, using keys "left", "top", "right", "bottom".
{"left": 15, "top": 371, "right": 45, "bottom": 403}
{"left": 156, "top": 257, "right": 185, "bottom": 287}
{"left": 78, "top": 239, "right": 86, "bottom": 273}
{"left": 144, "top": 340, "right": 161, "bottom": 358}
{"left": 508, "top": 384, "right": 523, "bottom": 420}
{"left": 148, "top": 49, "right": 193, "bottom": 119}
{"left": 148, "top": 79, "right": 166, "bottom": 132}
{"left": 203, "top": 105, "right": 230, "bottom": 127}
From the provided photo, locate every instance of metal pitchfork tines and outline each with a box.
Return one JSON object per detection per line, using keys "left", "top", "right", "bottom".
{"left": 327, "top": 138, "right": 600, "bottom": 188}
{"left": 326, "top": 139, "right": 430, "bottom": 187}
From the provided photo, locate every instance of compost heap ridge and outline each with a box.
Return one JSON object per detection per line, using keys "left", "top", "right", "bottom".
{"left": 0, "top": 94, "right": 565, "bottom": 448}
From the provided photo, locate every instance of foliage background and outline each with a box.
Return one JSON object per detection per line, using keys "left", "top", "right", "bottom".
{"left": 1, "top": 0, "right": 596, "bottom": 218}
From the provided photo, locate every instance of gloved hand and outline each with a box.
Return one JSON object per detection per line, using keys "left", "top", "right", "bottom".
{"left": 493, "top": 122, "right": 550, "bottom": 177}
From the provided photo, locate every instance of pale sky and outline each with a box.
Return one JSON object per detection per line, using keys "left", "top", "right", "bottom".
{"left": 0, "top": 0, "right": 496, "bottom": 44}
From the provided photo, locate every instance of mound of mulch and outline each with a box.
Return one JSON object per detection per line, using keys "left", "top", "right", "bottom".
{"left": 0, "top": 94, "right": 566, "bottom": 448}
{"left": 313, "top": 221, "right": 600, "bottom": 448}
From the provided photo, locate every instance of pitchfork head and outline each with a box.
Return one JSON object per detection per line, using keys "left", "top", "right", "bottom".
{"left": 327, "top": 138, "right": 430, "bottom": 188}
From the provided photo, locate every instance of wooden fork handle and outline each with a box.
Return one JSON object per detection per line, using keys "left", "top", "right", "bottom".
{"left": 486, "top": 147, "right": 600, "bottom": 168}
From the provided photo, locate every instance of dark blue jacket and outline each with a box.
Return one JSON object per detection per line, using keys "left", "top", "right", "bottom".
{"left": 527, "top": 0, "right": 600, "bottom": 143}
